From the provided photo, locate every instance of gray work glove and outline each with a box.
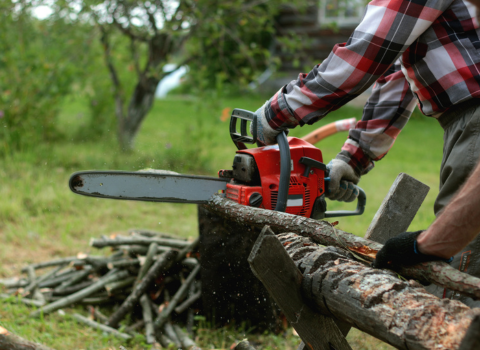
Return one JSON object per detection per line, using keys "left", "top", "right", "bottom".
{"left": 326, "top": 159, "right": 360, "bottom": 202}
{"left": 251, "top": 102, "right": 287, "bottom": 146}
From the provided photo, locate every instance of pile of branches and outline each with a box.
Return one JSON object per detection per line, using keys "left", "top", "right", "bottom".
{"left": 0, "top": 229, "right": 201, "bottom": 349}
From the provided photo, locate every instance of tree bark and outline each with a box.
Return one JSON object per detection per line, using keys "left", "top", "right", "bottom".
{"left": 118, "top": 76, "right": 159, "bottom": 151}
{"left": 277, "top": 231, "right": 480, "bottom": 350}
{"left": 0, "top": 326, "right": 55, "bottom": 350}
{"left": 203, "top": 195, "right": 480, "bottom": 300}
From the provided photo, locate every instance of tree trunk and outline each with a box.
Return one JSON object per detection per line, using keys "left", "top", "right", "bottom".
{"left": 274, "top": 231, "right": 480, "bottom": 350}
{"left": 118, "top": 76, "right": 159, "bottom": 151}
{"left": 203, "top": 194, "right": 480, "bottom": 300}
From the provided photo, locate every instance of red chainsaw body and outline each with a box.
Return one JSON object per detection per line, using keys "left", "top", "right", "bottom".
{"left": 224, "top": 137, "right": 325, "bottom": 218}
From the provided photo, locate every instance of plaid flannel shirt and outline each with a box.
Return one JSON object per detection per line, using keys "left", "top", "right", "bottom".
{"left": 265, "top": 0, "right": 480, "bottom": 175}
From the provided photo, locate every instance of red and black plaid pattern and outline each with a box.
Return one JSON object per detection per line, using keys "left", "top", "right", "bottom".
{"left": 264, "top": 0, "right": 480, "bottom": 175}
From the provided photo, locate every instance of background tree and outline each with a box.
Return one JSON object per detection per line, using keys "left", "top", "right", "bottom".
{"left": 0, "top": 0, "right": 97, "bottom": 155}
{"left": 75, "top": 0, "right": 308, "bottom": 152}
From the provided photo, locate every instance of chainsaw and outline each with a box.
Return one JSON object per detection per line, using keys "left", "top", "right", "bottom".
{"left": 69, "top": 109, "right": 366, "bottom": 220}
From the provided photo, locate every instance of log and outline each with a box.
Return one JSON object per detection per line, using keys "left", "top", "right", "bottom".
{"left": 107, "top": 250, "right": 178, "bottom": 328}
{"left": 163, "top": 322, "right": 182, "bottom": 348}
{"left": 0, "top": 277, "right": 28, "bottom": 289}
{"left": 0, "top": 294, "right": 44, "bottom": 307}
{"left": 249, "top": 226, "right": 352, "bottom": 350}
{"left": 136, "top": 243, "right": 158, "bottom": 283}
{"left": 173, "top": 324, "right": 196, "bottom": 349}
{"left": 140, "top": 294, "right": 156, "bottom": 344}
{"left": 54, "top": 266, "right": 92, "bottom": 293}
{"left": 153, "top": 264, "right": 200, "bottom": 330}
{"left": 204, "top": 194, "right": 480, "bottom": 300}
{"left": 71, "top": 313, "right": 131, "bottom": 340}
{"left": 0, "top": 326, "right": 55, "bottom": 350}
{"left": 90, "top": 236, "right": 189, "bottom": 249}
{"left": 277, "top": 231, "right": 480, "bottom": 350}
{"left": 234, "top": 340, "right": 256, "bottom": 350}
{"left": 20, "top": 258, "right": 78, "bottom": 272}
{"left": 175, "top": 237, "right": 200, "bottom": 263}
{"left": 174, "top": 290, "right": 201, "bottom": 314}
{"left": 30, "top": 270, "right": 130, "bottom": 317}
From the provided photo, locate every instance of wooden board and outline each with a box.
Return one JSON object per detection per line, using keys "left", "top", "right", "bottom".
{"left": 365, "top": 173, "right": 429, "bottom": 244}
{"left": 248, "top": 227, "right": 352, "bottom": 350}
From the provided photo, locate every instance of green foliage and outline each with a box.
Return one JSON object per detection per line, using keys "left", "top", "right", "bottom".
{"left": 0, "top": 0, "right": 98, "bottom": 155}
{"left": 185, "top": 0, "right": 312, "bottom": 92}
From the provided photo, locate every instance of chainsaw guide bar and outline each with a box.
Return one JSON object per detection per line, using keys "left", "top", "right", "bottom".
{"left": 69, "top": 171, "right": 229, "bottom": 204}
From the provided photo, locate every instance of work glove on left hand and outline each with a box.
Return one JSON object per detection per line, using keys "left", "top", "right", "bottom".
{"left": 251, "top": 102, "right": 288, "bottom": 146}
{"left": 326, "top": 159, "right": 360, "bottom": 202}
{"left": 372, "top": 231, "right": 453, "bottom": 269}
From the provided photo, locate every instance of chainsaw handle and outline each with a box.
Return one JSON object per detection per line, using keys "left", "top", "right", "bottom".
{"left": 230, "top": 109, "right": 257, "bottom": 150}
{"left": 324, "top": 185, "right": 366, "bottom": 218}
{"left": 275, "top": 131, "right": 291, "bottom": 212}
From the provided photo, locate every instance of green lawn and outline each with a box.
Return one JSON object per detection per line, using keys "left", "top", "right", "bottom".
{"left": 0, "top": 93, "right": 444, "bottom": 349}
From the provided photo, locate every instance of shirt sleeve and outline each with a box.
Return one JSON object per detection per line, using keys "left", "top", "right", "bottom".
{"left": 336, "top": 61, "right": 417, "bottom": 176}
{"left": 263, "top": 0, "right": 452, "bottom": 130}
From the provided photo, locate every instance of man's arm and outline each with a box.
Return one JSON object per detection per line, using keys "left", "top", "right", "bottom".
{"left": 416, "top": 159, "right": 480, "bottom": 259}
{"left": 259, "top": 0, "right": 452, "bottom": 134}
{"left": 335, "top": 61, "right": 417, "bottom": 176}
{"left": 373, "top": 158, "right": 480, "bottom": 268}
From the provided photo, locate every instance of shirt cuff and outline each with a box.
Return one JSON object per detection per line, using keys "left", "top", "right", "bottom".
{"left": 265, "top": 86, "right": 301, "bottom": 130}
{"left": 336, "top": 139, "right": 375, "bottom": 176}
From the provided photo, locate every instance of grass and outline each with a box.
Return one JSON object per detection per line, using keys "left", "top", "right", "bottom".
{"left": 0, "top": 92, "right": 444, "bottom": 349}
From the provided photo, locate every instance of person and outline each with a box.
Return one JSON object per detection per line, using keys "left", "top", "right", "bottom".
{"left": 252, "top": 0, "right": 480, "bottom": 306}
{"left": 373, "top": 156, "right": 480, "bottom": 269}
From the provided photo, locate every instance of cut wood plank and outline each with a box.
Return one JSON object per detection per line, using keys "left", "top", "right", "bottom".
{"left": 248, "top": 226, "right": 352, "bottom": 350}
{"left": 365, "top": 173, "right": 429, "bottom": 244}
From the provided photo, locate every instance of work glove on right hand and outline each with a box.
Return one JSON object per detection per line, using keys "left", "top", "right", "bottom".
{"left": 372, "top": 231, "right": 453, "bottom": 269}
{"left": 326, "top": 159, "right": 360, "bottom": 202}
{"left": 251, "top": 102, "right": 288, "bottom": 146}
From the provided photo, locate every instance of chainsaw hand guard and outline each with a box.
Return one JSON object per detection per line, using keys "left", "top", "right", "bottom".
{"left": 230, "top": 109, "right": 257, "bottom": 150}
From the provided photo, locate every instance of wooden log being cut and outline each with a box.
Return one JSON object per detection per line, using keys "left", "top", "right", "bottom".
{"left": 275, "top": 231, "right": 480, "bottom": 350}
{"left": 203, "top": 194, "right": 480, "bottom": 300}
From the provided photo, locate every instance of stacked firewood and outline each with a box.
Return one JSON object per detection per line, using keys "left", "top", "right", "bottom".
{"left": 0, "top": 229, "right": 201, "bottom": 349}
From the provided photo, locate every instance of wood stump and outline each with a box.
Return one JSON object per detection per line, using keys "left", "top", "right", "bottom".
{"left": 198, "top": 206, "right": 282, "bottom": 332}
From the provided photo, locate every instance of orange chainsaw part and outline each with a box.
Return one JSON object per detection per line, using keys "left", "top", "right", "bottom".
{"left": 301, "top": 117, "right": 356, "bottom": 145}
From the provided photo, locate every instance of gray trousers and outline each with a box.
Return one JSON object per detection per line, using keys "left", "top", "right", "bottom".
{"left": 425, "top": 98, "right": 480, "bottom": 307}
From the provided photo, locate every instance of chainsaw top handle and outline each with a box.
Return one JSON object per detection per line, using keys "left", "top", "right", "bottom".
{"left": 229, "top": 108, "right": 291, "bottom": 212}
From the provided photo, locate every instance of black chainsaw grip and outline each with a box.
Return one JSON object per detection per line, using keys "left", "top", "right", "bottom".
{"left": 275, "top": 131, "right": 291, "bottom": 212}
{"left": 324, "top": 186, "right": 366, "bottom": 218}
